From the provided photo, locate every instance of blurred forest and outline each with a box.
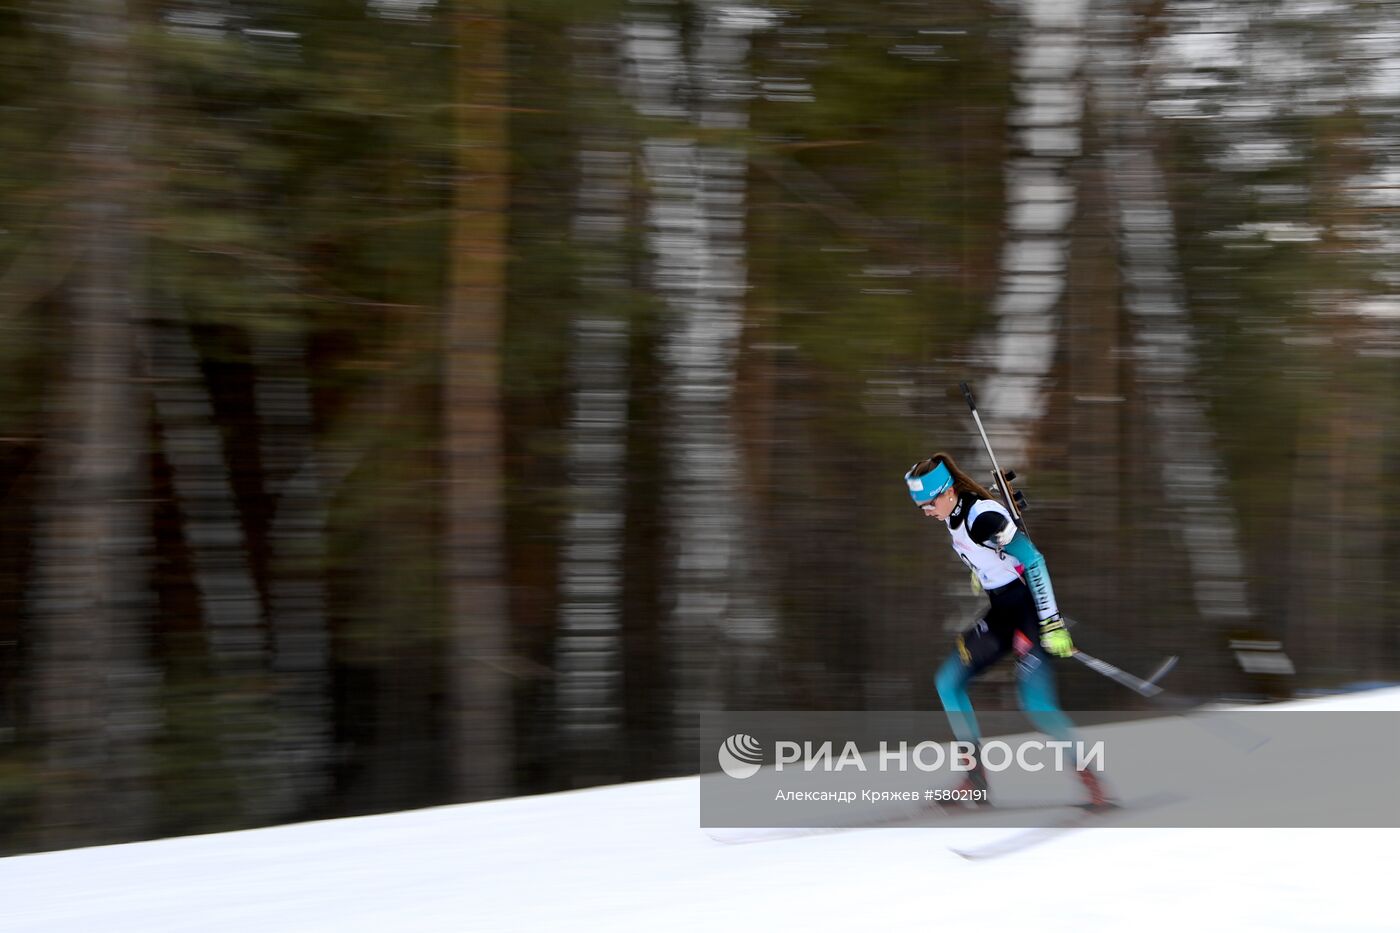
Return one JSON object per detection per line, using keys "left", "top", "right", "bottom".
{"left": 1, "top": 0, "right": 1398, "bottom": 853}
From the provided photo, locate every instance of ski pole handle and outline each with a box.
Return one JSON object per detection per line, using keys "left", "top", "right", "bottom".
{"left": 959, "top": 382, "right": 976, "bottom": 411}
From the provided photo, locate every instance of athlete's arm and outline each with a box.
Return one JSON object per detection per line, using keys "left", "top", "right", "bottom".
{"left": 970, "top": 504, "right": 1073, "bottom": 656}
{"left": 1000, "top": 531, "right": 1060, "bottom": 623}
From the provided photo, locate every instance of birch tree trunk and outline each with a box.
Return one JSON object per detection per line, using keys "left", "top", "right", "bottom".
{"left": 254, "top": 329, "right": 333, "bottom": 815}
{"left": 976, "top": 0, "right": 1087, "bottom": 474}
{"left": 145, "top": 310, "right": 276, "bottom": 819}
{"left": 632, "top": 0, "right": 775, "bottom": 765}
{"left": 949, "top": 0, "right": 1087, "bottom": 646}
{"left": 28, "top": 0, "right": 158, "bottom": 849}
{"left": 690, "top": 3, "right": 778, "bottom": 713}
{"left": 1089, "top": 0, "right": 1287, "bottom": 684}
{"left": 555, "top": 23, "right": 632, "bottom": 782}
{"left": 447, "top": 0, "right": 512, "bottom": 800}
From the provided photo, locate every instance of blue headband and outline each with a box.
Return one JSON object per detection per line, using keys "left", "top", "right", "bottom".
{"left": 905, "top": 461, "right": 953, "bottom": 505}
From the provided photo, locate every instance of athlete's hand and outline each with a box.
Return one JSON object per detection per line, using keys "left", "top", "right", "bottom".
{"left": 1040, "top": 615, "right": 1075, "bottom": 658}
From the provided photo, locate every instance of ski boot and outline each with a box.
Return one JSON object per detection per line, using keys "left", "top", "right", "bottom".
{"left": 1076, "top": 768, "right": 1115, "bottom": 812}
{"left": 950, "top": 746, "right": 989, "bottom": 807}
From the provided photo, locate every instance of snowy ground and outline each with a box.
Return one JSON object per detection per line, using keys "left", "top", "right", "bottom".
{"left": 4, "top": 689, "right": 1398, "bottom": 932}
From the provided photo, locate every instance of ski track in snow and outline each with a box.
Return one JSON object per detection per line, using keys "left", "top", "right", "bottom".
{"left": 3, "top": 689, "right": 1398, "bottom": 932}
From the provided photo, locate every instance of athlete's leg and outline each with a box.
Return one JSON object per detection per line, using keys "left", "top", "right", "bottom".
{"left": 1014, "top": 648, "right": 1075, "bottom": 744}
{"left": 935, "top": 617, "right": 1005, "bottom": 745}
{"left": 935, "top": 651, "right": 978, "bottom": 744}
{"left": 1015, "top": 642, "right": 1110, "bottom": 805}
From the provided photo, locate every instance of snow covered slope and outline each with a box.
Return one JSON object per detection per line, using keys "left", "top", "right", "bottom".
{"left": 4, "top": 689, "right": 1398, "bottom": 932}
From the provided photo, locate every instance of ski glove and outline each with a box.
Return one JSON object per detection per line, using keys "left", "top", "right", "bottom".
{"left": 1039, "top": 615, "right": 1074, "bottom": 658}
{"left": 969, "top": 570, "right": 983, "bottom": 596}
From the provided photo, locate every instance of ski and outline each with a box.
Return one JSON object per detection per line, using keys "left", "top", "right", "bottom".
{"left": 949, "top": 791, "right": 1184, "bottom": 861}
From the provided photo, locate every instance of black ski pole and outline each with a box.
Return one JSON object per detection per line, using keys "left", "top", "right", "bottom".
{"left": 1065, "top": 620, "right": 1268, "bottom": 751}
{"left": 1072, "top": 650, "right": 1176, "bottom": 697}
